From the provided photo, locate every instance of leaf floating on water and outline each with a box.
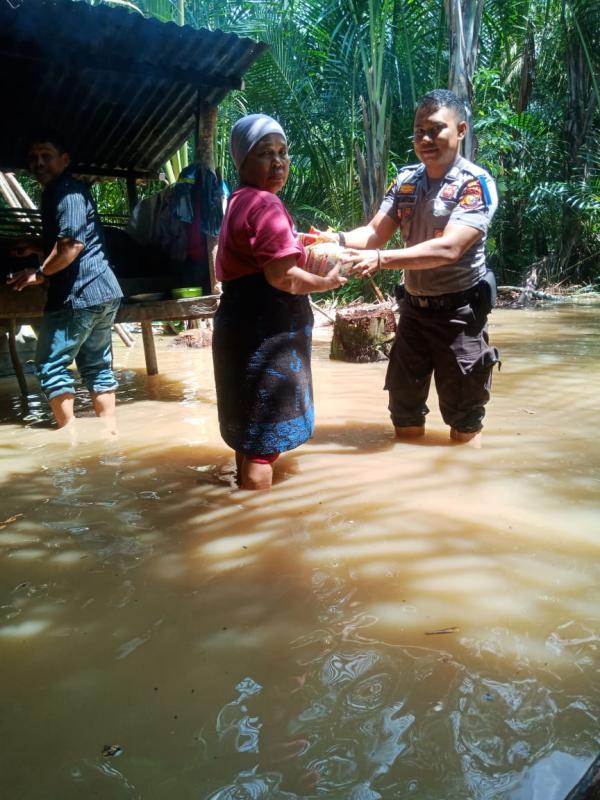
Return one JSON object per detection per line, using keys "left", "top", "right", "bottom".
{"left": 424, "top": 626, "right": 459, "bottom": 636}
{"left": 101, "top": 744, "right": 123, "bottom": 758}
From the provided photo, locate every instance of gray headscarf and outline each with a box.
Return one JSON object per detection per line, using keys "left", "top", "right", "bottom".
{"left": 230, "top": 113, "right": 287, "bottom": 171}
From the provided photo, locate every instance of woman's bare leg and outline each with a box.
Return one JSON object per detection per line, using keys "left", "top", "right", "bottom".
{"left": 240, "top": 457, "right": 274, "bottom": 490}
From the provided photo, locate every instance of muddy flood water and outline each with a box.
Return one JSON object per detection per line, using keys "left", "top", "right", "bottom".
{"left": 1, "top": 304, "right": 599, "bottom": 800}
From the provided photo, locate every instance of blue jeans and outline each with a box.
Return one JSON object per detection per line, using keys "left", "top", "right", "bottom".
{"left": 35, "top": 300, "right": 121, "bottom": 401}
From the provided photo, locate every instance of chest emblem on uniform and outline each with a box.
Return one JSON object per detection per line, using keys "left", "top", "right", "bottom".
{"left": 400, "top": 184, "right": 416, "bottom": 194}
{"left": 440, "top": 184, "right": 457, "bottom": 200}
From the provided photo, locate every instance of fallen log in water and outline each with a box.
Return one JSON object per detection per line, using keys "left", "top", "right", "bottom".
{"left": 563, "top": 753, "right": 600, "bottom": 799}
{"left": 172, "top": 328, "right": 213, "bottom": 348}
{"left": 330, "top": 303, "right": 396, "bottom": 363}
{"left": 498, "top": 285, "right": 563, "bottom": 302}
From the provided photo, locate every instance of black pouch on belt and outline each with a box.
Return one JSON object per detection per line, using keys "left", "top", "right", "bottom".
{"left": 478, "top": 270, "right": 497, "bottom": 313}
{"left": 394, "top": 283, "right": 406, "bottom": 303}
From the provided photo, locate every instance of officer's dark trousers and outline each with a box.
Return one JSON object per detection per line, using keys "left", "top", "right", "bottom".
{"left": 384, "top": 299, "right": 500, "bottom": 432}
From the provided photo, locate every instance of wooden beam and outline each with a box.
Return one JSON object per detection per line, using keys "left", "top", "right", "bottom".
{"left": 195, "top": 102, "right": 220, "bottom": 294}
{"left": 126, "top": 175, "right": 138, "bottom": 214}
{"left": 140, "top": 321, "right": 158, "bottom": 376}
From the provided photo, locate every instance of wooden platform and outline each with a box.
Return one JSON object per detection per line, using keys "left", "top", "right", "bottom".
{"left": 0, "top": 286, "right": 219, "bottom": 395}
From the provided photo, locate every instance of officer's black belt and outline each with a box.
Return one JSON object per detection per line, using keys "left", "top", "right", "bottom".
{"left": 404, "top": 285, "right": 481, "bottom": 311}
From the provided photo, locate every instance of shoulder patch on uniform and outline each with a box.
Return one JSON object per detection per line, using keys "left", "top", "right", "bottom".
{"left": 400, "top": 184, "right": 416, "bottom": 194}
{"left": 459, "top": 179, "right": 484, "bottom": 209}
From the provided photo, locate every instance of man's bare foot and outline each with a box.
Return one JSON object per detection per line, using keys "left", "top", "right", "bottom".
{"left": 450, "top": 428, "right": 482, "bottom": 447}
{"left": 394, "top": 425, "right": 425, "bottom": 438}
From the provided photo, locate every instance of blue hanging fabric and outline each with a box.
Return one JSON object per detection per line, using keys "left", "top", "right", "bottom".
{"left": 173, "top": 164, "right": 225, "bottom": 237}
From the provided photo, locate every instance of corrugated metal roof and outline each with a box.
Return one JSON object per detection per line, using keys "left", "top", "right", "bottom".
{"left": 0, "top": 0, "right": 267, "bottom": 176}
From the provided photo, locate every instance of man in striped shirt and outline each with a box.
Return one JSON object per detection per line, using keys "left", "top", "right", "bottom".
{"left": 7, "top": 133, "right": 122, "bottom": 428}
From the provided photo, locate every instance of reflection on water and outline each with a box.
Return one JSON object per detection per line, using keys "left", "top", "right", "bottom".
{"left": 0, "top": 305, "right": 599, "bottom": 799}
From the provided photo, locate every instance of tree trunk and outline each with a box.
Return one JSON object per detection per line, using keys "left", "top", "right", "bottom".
{"left": 445, "top": 0, "right": 484, "bottom": 159}
{"left": 350, "top": 0, "right": 392, "bottom": 221}
{"left": 330, "top": 304, "right": 396, "bottom": 363}
{"left": 556, "top": 5, "right": 597, "bottom": 278}
{"left": 517, "top": 20, "right": 535, "bottom": 113}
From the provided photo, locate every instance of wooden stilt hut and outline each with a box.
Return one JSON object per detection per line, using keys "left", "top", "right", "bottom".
{"left": 0, "top": 0, "right": 267, "bottom": 388}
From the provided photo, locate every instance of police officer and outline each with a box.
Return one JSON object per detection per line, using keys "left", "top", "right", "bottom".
{"left": 331, "top": 89, "right": 500, "bottom": 444}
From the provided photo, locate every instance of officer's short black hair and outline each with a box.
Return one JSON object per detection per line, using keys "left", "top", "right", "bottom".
{"left": 416, "top": 90, "right": 468, "bottom": 123}
{"left": 25, "top": 129, "right": 70, "bottom": 156}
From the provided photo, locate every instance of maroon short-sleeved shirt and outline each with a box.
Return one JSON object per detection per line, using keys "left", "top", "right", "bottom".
{"left": 216, "top": 186, "right": 306, "bottom": 282}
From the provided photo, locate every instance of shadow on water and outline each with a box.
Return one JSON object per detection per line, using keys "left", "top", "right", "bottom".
{"left": 0, "top": 425, "right": 598, "bottom": 799}
{"left": 0, "top": 365, "right": 213, "bottom": 428}
{"left": 1, "top": 307, "right": 599, "bottom": 799}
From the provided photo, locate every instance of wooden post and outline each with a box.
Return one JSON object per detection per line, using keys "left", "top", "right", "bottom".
{"left": 195, "top": 102, "right": 217, "bottom": 170}
{"left": 195, "top": 101, "right": 220, "bottom": 295}
{"left": 126, "top": 174, "right": 138, "bottom": 214}
{"left": 7, "top": 321, "right": 29, "bottom": 396}
{"left": 140, "top": 321, "right": 158, "bottom": 375}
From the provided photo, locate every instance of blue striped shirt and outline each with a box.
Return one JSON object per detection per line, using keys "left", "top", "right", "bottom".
{"left": 41, "top": 172, "right": 123, "bottom": 311}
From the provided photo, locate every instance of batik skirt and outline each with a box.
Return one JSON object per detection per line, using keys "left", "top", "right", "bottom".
{"left": 212, "top": 273, "right": 314, "bottom": 456}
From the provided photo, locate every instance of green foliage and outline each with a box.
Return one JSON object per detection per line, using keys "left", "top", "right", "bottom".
{"left": 85, "top": 0, "right": 599, "bottom": 291}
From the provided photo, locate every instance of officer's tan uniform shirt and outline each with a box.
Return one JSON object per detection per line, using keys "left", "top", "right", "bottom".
{"left": 379, "top": 155, "right": 498, "bottom": 296}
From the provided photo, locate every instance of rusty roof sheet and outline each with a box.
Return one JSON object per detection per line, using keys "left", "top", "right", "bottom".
{"left": 0, "top": 0, "right": 266, "bottom": 176}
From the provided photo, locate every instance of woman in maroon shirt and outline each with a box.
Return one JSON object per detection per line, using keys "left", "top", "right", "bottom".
{"left": 212, "top": 114, "right": 346, "bottom": 490}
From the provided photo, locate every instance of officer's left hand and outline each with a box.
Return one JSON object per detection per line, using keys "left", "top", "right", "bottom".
{"left": 6, "top": 268, "right": 44, "bottom": 291}
{"left": 340, "top": 249, "right": 380, "bottom": 277}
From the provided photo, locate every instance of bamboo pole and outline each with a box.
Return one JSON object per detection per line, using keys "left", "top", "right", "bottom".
{"left": 4, "top": 173, "right": 36, "bottom": 208}
{"left": 113, "top": 323, "right": 134, "bottom": 347}
{"left": 0, "top": 172, "right": 22, "bottom": 208}
{"left": 7, "top": 321, "right": 29, "bottom": 396}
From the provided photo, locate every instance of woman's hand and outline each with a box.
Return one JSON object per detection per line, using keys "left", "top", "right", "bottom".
{"left": 265, "top": 256, "right": 347, "bottom": 294}
{"left": 6, "top": 268, "right": 44, "bottom": 291}
{"left": 323, "top": 265, "right": 348, "bottom": 290}
{"left": 342, "top": 249, "right": 381, "bottom": 277}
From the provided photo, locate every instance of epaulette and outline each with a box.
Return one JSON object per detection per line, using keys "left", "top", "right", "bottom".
{"left": 388, "top": 163, "right": 425, "bottom": 194}
{"left": 397, "top": 163, "right": 424, "bottom": 183}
